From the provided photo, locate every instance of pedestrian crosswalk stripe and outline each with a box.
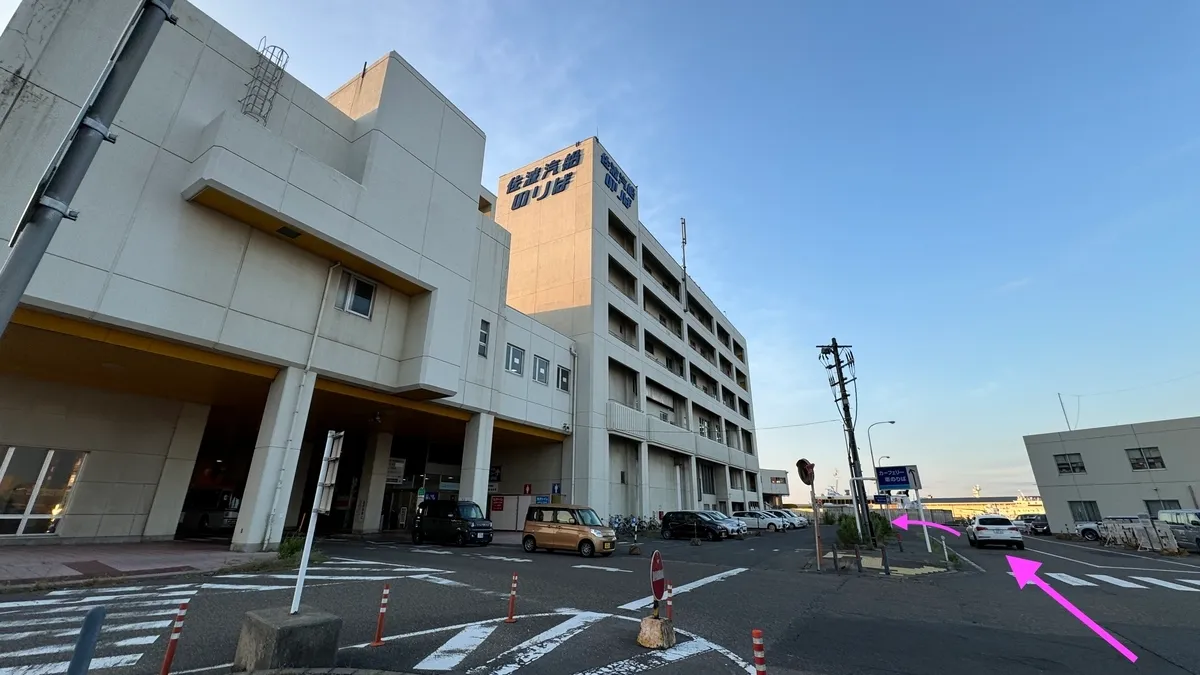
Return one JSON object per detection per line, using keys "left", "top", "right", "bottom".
{"left": 0, "top": 652, "right": 142, "bottom": 675}
{"left": 1086, "top": 574, "right": 1147, "bottom": 588}
{"left": 413, "top": 623, "right": 498, "bottom": 670}
{"left": 1129, "top": 576, "right": 1200, "bottom": 591}
{"left": 1181, "top": 579, "right": 1200, "bottom": 587}
{"left": 1045, "top": 573, "right": 1095, "bottom": 586}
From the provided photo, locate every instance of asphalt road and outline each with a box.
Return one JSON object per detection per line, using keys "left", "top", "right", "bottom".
{"left": 1, "top": 529, "right": 1197, "bottom": 675}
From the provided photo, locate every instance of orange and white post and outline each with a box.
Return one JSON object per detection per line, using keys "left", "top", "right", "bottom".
{"left": 370, "top": 583, "right": 390, "bottom": 647}
{"left": 751, "top": 629, "right": 767, "bottom": 674}
{"left": 504, "top": 572, "right": 519, "bottom": 623}
{"left": 158, "top": 601, "right": 189, "bottom": 675}
{"left": 666, "top": 581, "right": 673, "bottom": 621}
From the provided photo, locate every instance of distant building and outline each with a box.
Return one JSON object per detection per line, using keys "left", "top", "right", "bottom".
{"left": 919, "top": 495, "right": 1044, "bottom": 520}
{"left": 760, "top": 469, "right": 789, "bottom": 508}
{"left": 1025, "top": 416, "right": 1200, "bottom": 531}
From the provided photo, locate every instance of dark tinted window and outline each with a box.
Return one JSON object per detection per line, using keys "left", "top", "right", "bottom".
{"left": 458, "top": 503, "right": 484, "bottom": 519}
{"left": 979, "top": 517, "right": 1012, "bottom": 526}
{"left": 696, "top": 512, "right": 720, "bottom": 521}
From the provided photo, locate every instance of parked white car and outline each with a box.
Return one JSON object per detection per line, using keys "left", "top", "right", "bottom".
{"left": 732, "top": 510, "right": 786, "bottom": 531}
{"left": 966, "top": 514, "right": 1025, "bottom": 550}
{"left": 766, "top": 509, "right": 807, "bottom": 529}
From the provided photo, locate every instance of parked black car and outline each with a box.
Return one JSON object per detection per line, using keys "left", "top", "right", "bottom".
{"left": 412, "top": 500, "right": 493, "bottom": 546}
{"left": 660, "top": 510, "right": 728, "bottom": 541}
{"left": 1016, "top": 513, "right": 1051, "bottom": 535}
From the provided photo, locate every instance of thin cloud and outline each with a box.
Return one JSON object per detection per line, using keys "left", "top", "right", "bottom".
{"left": 997, "top": 277, "right": 1031, "bottom": 293}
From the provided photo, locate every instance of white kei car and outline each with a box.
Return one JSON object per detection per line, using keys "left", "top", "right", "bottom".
{"left": 966, "top": 514, "right": 1025, "bottom": 550}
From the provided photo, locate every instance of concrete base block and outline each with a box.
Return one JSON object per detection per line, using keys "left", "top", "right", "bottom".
{"left": 232, "top": 605, "right": 342, "bottom": 671}
{"left": 636, "top": 616, "right": 676, "bottom": 650}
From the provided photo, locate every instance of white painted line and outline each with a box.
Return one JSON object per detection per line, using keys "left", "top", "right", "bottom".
{"left": 410, "top": 574, "right": 468, "bottom": 588}
{"left": 573, "top": 565, "right": 632, "bottom": 573}
{"left": 618, "top": 568, "right": 749, "bottom": 611}
{"left": 0, "top": 643, "right": 74, "bottom": 658}
{"left": 474, "top": 555, "right": 532, "bottom": 563}
{"left": 342, "top": 612, "right": 571, "bottom": 649}
{"left": 29, "top": 598, "right": 194, "bottom": 615}
{"left": 169, "top": 664, "right": 233, "bottom": 674}
{"left": 113, "top": 635, "right": 160, "bottom": 647}
{"left": 48, "top": 586, "right": 145, "bottom": 596}
{"left": 411, "top": 549, "right": 455, "bottom": 555}
{"left": 0, "top": 590, "right": 197, "bottom": 610}
{"left": 466, "top": 612, "right": 606, "bottom": 675}
{"left": 228, "top": 574, "right": 432, "bottom": 581}
{"left": 1129, "top": 576, "right": 1200, "bottom": 591}
{"left": 0, "top": 653, "right": 142, "bottom": 675}
{"left": 1045, "top": 573, "right": 1096, "bottom": 586}
{"left": 413, "top": 623, "right": 498, "bottom": 671}
{"left": 1087, "top": 574, "right": 1147, "bottom": 589}
{"left": 197, "top": 583, "right": 296, "bottom": 592}
{"left": 1022, "top": 544, "right": 1200, "bottom": 574}
{"left": 569, "top": 637, "right": 712, "bottom": 674}
{"left": 1180, "top": 578, "right": 1200, "bottom": 587}
{"left": 952, "top": 549, "right": 986, "bottom": 573}
{"left": 1028, "top": 537, "right": 1200, "bottom": 570}
{"left": 52, "top": 619, "right": 171, "bottom": 638}
{"left": 158, "top": 584, "right": 197, "bottom": 590}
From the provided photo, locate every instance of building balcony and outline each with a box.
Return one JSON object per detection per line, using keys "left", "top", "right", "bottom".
{"left": 606, "top": 399, "right": 647, "bottom": 439}
{"left": 695, "top": 434, "right": 729, "bottom": 464}
{"left": 647, "top": 415, "right": 696, "bottom": 454}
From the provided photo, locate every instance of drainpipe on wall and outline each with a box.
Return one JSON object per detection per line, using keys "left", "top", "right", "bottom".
{"left": 261, "top": 262, "right": 341, "bottom": 551}
{"left": 1189, "top": 485, "right": 1198, "bottom": 509}
{"left": 568, "top": 345, "right": 579, "bottom": 502}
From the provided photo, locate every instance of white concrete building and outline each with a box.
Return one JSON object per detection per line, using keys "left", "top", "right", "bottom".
{"left": 1024, "top": 416, "right": 1200, "bottom": 532}
{"left": 760, "top": 469, "right": 789, "bottom": 508}
{"left": 0, "top": 0, "right": 575, "bottom": 546}
{"left": 494, "top": 139, "right": 762, "bottom": 520}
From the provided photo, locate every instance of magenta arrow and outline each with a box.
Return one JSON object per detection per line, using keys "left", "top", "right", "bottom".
{"left": 892, "top": 513, "right": 960, "bottom": 536}
{"left": 1006, "top": 556, "right": 1137, "bottom": 663}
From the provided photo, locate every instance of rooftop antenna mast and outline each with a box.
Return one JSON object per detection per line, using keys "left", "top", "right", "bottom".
{"left": 680, "top": 217, "right": 689, "bottom": 313}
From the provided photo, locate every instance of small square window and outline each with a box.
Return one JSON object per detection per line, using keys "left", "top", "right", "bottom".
{"left": 505, "top": 344, "right": 525, "bottom": 375}
{"left": 335, "top": 271, "right": 376, "bottom": 319}
{"left": 478, "top": 320, "right": 490, "bottom": 358}
{"left": 1053, "top": 453, "right": 1086, "bottom": 474}
{"left": 1126, "top": 447, "right": 1165, "bottom": 471}
{"left": 533, "top": 356, "right": 550, "bottom": 385}
{"left": 556, "top": 366, "right": 571, "bottom": 392}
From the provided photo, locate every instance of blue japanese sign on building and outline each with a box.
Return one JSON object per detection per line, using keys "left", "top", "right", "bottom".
{"left": 534, "top": 495, "right": 551, "bottom": 505}
{"left": 600, "top": 152, "right": 636, "bottom": 209}
{"left": 506, "top": 148, "right": 582, "bottom": 211}
{"left": 874, "top": 465, "right": 921, "bottom": 492}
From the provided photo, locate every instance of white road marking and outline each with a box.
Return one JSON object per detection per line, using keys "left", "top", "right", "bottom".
{"left": 618, "top": 568, "right": 749, "bottom": 610}
{"left": 0, "top": 644, "right": 74, "bottom": 659}
{"left": 1129, "top": 576, "right": 1200, "bottom": 591}
{"left": 1087, "top": 574, "right": 1147, "bottom": 589}
{"left": 47, "top": 586, "right": 145, "bottom": 596}
{"left": 1027, "top": 537, "right": 1200, "bottom": 570}
{"left": 569, "top": 637, "right": 712, "bottom": 674}
{"left": 53, "top": 619, "right": 172, "bottom": 638}
{"left": 0, "top": 653, "right": 142, "bottom": 675}
{"left": 474, "top": 555, "right": 532, "bottom": 563}
{"left": 573, "top": 565, "right": 632, "bottom": 573}
{"left": 411, "top": 549, "right": 455, "bottom": 555}
{"left": 1181, "top": 578, "right": 1200, "bottom": 587}
{"left": 466, "top": 612, "right": 606, "bottom": 675}
{"left": 1022, "top": 544, "right": 1200, "bottom": 574}
{"left": 410, "top": 574, "right": 468, "bottom": 587}
{"left": 169, "top": 664, "right": 233, "bottom": 674}
{"left": 413, "top": 623, "right": 498, "bottom": 670}
{"left": 0, "top": 590, "right": 197, "bottom": 610}
{"left": 197, "top": 583, "right": 296, "bottom": 592}
{"left": 1045, "top": 573, "right": 1096, "bottom": 586}
{"left": 218, "top": 574, "right": 431, "bottom": 581}
{"left": 343, "top": 612, "right": 571, "bottom": 648}
{"left": 112, "top": 634, "right": 160, "bottom": 647}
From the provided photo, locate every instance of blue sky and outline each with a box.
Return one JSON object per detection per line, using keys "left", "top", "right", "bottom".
{"left": 7, "top": 1, "right": 1199, "bottom": 500}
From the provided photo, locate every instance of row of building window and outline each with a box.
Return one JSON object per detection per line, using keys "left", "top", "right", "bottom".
{"left": 1053, "top": 446, "right": 1166, "bottom": 475}
{"left": 1068, "top": 499, "right": 1185, "bottom": 522}
{"left": 477, "top": 320, "right": 571, "bottom": 392}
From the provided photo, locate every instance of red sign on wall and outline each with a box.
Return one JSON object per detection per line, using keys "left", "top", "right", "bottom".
{"left": 491, "top": 496, "right": 504, "bottom": 512}
{"left": 523, "top": 483, "right": 532, "bottom": 495}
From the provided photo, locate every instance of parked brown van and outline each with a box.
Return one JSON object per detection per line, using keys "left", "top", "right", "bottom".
{"left": 521, "top": 504, "right": 616, "bottom": 557}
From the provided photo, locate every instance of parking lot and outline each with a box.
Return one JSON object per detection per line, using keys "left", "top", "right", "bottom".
{"left": 3, "top": 528, "right": 1199, "bottom": 674}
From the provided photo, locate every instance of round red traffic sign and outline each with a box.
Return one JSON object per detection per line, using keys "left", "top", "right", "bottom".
{"left": 650, "top": 550, "right": 665, "bottom": 601}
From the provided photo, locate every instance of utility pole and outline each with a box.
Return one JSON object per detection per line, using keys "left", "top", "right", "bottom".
{"left": 0, "top": 0, "right": 178, "bottom": 336}
{"left": 817, "top": 338, "right": 875, "bottom": 546}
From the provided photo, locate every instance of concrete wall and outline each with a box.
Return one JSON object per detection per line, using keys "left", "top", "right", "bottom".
{"left": 0, "top": 374, "right": 208, "bottom": 543}
{"left": 490, "top": 442, "right": 562, "bottom": 496}
{"left": 1025, "top": 417, "right": 1200, "bottom": 532}
{"left": 0, "top": 0, "right": 572, "bottom": 431}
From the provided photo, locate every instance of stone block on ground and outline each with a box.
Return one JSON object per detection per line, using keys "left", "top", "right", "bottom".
{"left": 636, "top": 616, "right": 676, "bottom": 649}
{"left": 232, "top": 605, "right": 343, "bottom": 672}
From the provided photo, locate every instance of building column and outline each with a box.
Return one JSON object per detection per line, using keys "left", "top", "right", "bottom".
{"left": 689, "top": 455, "right": 699, "bottom": 506}
{"left": 638, "top": 441, "right": 650, "bottom": 518}
{"left": 460, "top": 413, "right": 494, "bottom": 505}
{"left": 231, "top": 367, "right": 315, "bottom": 552}
{"left": 354, "top": 432, "right": 393, "bottom": 534}
{"left": 143, "top": 403, "right": 211, "bottom": 539}
{"left": 285, "top": 441, "right": 315, "bottom": 529}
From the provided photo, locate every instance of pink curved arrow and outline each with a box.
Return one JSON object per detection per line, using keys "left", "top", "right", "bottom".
{"left": 1007, "top": 556, "right": 1137, "bottom": 663}
{"left": 892, "top": 513, "right": 960, "bottom": 536}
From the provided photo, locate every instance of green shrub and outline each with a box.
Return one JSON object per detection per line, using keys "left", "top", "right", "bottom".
{"left": 868, "top": 512, "right": 894, "bottom": 540}
{"left": 278, "top": 535, "right": 305, "bottom": 560}
{"left": 822, "top": 510, "right": 837, "bottom": 525}
{"left": 836, "top": 515, "right": 862, "bottom": 547}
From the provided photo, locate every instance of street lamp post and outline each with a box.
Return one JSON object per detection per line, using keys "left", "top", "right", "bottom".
{"left": 867, "top": 421, "right": 896, "bottom": 478}
{"left": 877, "top": 455, "right": 891, "bottom": 470}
